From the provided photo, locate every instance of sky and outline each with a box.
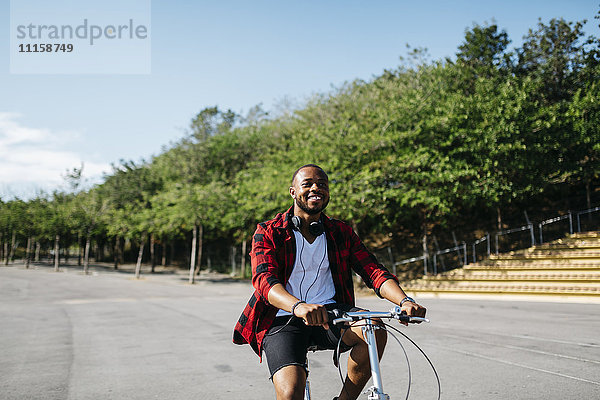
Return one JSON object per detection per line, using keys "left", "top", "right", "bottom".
{"left": 1, "top": 0, "right": 599, "bottom": 200}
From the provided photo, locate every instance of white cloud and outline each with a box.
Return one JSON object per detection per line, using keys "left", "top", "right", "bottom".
{"left": 0, "top": 113, "right": 111, "bottom": 199}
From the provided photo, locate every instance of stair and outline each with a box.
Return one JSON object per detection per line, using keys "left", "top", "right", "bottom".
{"left": 401, "top": 232, "right": 600, "bottom": 301}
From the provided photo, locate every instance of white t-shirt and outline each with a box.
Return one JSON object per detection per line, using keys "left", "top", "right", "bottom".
{"left": 276, "top": 230, "right": 336, "bottom": 317}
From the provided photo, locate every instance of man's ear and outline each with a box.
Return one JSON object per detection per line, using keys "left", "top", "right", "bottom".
{"left": 289, "top": 186, "right": 295, "bottom": 199}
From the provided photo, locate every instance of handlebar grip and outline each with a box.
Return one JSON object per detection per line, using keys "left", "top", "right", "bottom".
{"left": 327, "top": 309, "right": 348, "bottom": 325}
{"left": 398, "top": 315, "right": 430, "bottom": 323}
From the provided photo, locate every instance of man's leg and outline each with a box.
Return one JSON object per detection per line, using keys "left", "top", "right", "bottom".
{"left": 336, "top": 324, "right": 387, "bottom": 400}
{"left": 272, "top": 365, "right": 307, "bottom": 400}
{"left": 263, "top": 316, "right": 310, "bottom": 400}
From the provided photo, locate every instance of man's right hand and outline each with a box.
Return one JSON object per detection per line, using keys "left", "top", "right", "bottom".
{"left": 294, "top": 302, "right": 330, "bottom": 330}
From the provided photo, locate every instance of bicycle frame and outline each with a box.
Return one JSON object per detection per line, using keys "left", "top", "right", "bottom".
{"left": 362, "top": 316, "right": 389, "bottom": 400}
{"left": 304, "top": 307, "right": 429, "bottom": 400}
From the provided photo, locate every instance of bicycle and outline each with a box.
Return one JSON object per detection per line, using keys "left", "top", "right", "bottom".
{"left": 304, "top": 306, "right": 439, "bottom": 400}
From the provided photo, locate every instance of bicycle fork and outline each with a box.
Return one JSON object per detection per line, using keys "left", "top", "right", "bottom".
{"left": 362, "top": 318, "right": 389, "bottom": 400}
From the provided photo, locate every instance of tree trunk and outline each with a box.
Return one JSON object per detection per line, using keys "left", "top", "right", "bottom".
{"left": 83, "top": 234, "right": 91, "bottom": 274}
{"left": 135, "top": 234, "right": 145, "bottom": 279}
{"left": 150, "top": 233, "right": 155, "bottom": 273}
{"left": 113, "top": 236, "right": 121, "bottom": 270}
{"left": 25, "top": 237, "right": 32, "bottom": 268}
{"left": 77, "top": 232, "right": 82, "bottom": 266}
{"left": 7, "top": 231, "right": 16, "bottom": 264}
{"left": 194, "top": 225, "right": 204, "bottom": 276}
{"left": 496, "top": 206, "right": 503, "bottom": 231}
{"left": 54, "top": 234, "right": 60, "bottom": 271}
{"left": 586, "top": 179, "right": 592, "bottom": 220}
{"left": 189, "top": 224, "right": 198, "bottom": 284}
{"left": 35, "top": 241, "right": 40, "bottom": 262}
{"left": 3, "top": 239, "right": 7, "bottom": 265}
{"left": 231, "top": 245, "right": 237, "bottom": 276}
{"left": 240, "top": 238, "right": 247, "bottom": 278}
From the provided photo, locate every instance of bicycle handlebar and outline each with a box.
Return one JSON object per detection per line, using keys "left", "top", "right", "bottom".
{"left": 328, "top": 306, "right": 430, "bottom": 325}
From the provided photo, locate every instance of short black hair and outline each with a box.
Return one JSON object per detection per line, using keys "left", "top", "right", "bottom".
{"left": 291, "top": 164, "right": 328, "bottom": 185}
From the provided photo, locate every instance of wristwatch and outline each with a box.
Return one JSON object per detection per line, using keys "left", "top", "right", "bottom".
{"left": 400, "top": 296, "right": 416, "bottom": 306}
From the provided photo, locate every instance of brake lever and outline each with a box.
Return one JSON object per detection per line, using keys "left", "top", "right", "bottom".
{"left": 393, "top": 306, "right": 430, "bottom": 323}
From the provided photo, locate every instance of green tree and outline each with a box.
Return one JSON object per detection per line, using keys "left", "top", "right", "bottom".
{"left": 565, "top": 64, "right": 600, "bottom": 209}
{"left": 456, "top": 22, "right": 513, "bottom": 79}
{"left": 517, "top": 17, "right": 587, "bottom": 102}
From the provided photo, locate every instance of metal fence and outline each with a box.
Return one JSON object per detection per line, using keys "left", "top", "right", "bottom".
{"left": 472, "top": 233, "right": 490, "bottom": 263}
{"left": 495, "top": 224, "right": 535, "bottom": 256}
{"left": 392, "top": 204, "right": 599, "bottom": 276}
{"left": 225, "top": 205, "right": 599, "bottom": 278}
{"left": 577, "top": 206, "right": 600, "bottom": 233}
{"left": 432, "top": 243, "right": 466, "bottom": 275}
{"left": 539, "top": 212, "right": 573, "bottom": 244}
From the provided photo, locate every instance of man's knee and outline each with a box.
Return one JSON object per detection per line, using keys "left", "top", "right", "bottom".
{"left": 350, "top": 323, "right": 387, "bottom": 359}
{"left": 272, "top": 365, "right": 307, "bottom": 400}
{"left": 275, "top": 384, "right": 305, "bottom": 400}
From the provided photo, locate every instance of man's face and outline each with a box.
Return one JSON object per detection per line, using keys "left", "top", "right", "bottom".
{"left": 290, "top": 167, "right": 330, "bottom": 215}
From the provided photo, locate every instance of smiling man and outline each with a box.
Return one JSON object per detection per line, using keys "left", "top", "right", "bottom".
{"left": 233, "top": 164, "right": 426, "bottom": 400}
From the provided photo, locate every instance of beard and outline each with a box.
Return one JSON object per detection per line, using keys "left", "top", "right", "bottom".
{"left": 295, "top": 195, "right": 329, "bottom": 215}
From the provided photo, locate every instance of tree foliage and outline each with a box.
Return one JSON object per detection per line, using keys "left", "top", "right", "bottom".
{"left": 2, "top": 13, "right": 599, "bottom": 269}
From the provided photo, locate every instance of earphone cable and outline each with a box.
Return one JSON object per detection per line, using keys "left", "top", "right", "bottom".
{"left": 302, "top": 236, "right": 327, "bottom": 301}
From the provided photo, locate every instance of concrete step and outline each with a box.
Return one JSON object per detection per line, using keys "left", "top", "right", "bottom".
{"left": 530, "top": 239, "right": 600, "bottom": 250}
{"left": 464, "top": 271, "right": 600, "bottom": 279}
{"left": 460, "top": 265, "right": 600, "bottom": 272}
{"left": 403, "top": 284, "right": 600, "bottom": 296}
{"left": 423, "top": 273, "right": 600, "bottom": 283}
{"left": 402, "top": 231, "right": 600, "bottom": 299}
{"left": 474, "top": 260, "right": 600, "bottom": 269}
{"left": 488, "top": 252, "right": 600, "bottom": 261}
{"left": 568, "top": 231, "right": 600, "bottom": 239}
{"left": 408, "top": 278, "right": 600, "bottom": 287}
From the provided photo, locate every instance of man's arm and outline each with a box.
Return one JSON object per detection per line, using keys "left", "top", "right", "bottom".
{"left": 267, "top": 283, "right": 330, "bottom": 329}
{"left": 379, "top": 279, "right": 426, "bottom": 323}
{"left": 343, "top": 225, "right": 426, "bottom": 321}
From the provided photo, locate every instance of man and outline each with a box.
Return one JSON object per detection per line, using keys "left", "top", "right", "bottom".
{"left": 233, "top": 164, "right": 426, "bottom": 400}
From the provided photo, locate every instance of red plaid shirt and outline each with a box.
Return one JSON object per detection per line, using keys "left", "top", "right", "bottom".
{"left": 232, "top": 206, "right": 398, "bottom": 359}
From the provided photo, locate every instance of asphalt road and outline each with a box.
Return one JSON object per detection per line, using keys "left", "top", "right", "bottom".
{"left": 1, "top": 263, "right": 599, "bottom": 400}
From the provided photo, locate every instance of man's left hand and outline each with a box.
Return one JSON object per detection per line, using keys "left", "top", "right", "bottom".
{"left": 400, "top": 301, "right": 426, "bottom": 325}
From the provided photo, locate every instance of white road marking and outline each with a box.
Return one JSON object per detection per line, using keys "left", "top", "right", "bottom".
{"left": 431, "top": 344, "right": 600, "bottom": 386}
{"left": 434, "top": 324, "right": 600, "bottom": 348}
{"left": 440, "top": 333, "right": 600, "bottom": 364}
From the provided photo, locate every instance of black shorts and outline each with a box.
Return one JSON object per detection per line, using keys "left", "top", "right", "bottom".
{"left": 262, "top": 303, "right": 362, "bottom": 378}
